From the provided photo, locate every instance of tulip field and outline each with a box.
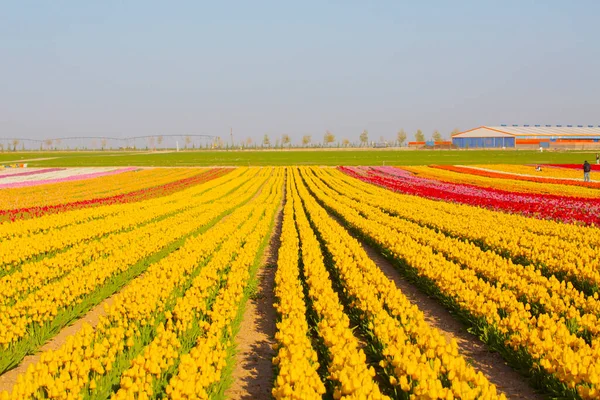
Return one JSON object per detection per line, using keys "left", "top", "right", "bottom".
{"left": 0, "top": 162, "right": 599, "bottom": 399}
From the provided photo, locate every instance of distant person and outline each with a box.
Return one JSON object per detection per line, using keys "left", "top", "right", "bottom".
{"left": 535, "top": 165, "right": 542, "bottom": 172}
{"left": 584, "top": 160, "right": 591, "bottom": 182}
{"left": 596, "top": 153, "right": 599, "bottom": 165}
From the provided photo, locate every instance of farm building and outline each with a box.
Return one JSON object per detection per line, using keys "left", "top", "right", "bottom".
{"left": 452, "top": 125, "right": 600, "bottom": 149}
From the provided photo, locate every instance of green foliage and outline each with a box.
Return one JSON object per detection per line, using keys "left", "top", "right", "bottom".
{"left": 1, "top": 149, "right": 597, "bottom": 167}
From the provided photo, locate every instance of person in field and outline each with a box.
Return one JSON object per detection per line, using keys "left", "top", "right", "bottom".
{"left": 596, "top": 153, "right": 599, "bottom": 165}
{"left": 583, "top": 160, "right": 591, "bottom": 182}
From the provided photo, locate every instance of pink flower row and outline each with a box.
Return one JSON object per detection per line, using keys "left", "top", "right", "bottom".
{"left": 0, "top": 167, "right": 138, "bottom": 189}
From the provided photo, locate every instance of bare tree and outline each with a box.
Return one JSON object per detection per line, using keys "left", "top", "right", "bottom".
{"left": 302, "top": 135, "right": 311, "bottom": 147}
{"left": 148, "top": 136, "right": 156, "bottom": 150}
{"left": 397, "top": 129, "right": 407, "bottom": 146}
{"left": 55, "top": 138, "right": 62, "bottom": 150}
{"left": 281, "top": 134, "right": 291, "bottom": 148}
{"left": 156, "top": 136, "right": 164, "bottom": 149}
{"left": 342, "top": 138, "right": 350, "bottom": 147}
{"left": 185, "top": 135, "right": 192, "bottom": 149}
{"left": 324, "top": 130, "right": 335, "bottom": 146}
{"left": 450, "top": 128, "right": 461, "bottom": 136}
{"left": 12, "top": 139, "right": 19, "bottom": 152}
{"left": 44, "top": 139, "right": 53, "bottom": 150}
{"left": 432, "top": 130, "right": 443, "bottom": 142}
{"left": 101, "top": 139, "right": 107, "bottom": 150}
{"left": 245, "top": 137, "right": 253, "bottom": 148}
{"left": 263, "top": 134, "right": 271, "bottom": 148}
{"left": 360, "top": 130, "right": 369, "bottom": 147}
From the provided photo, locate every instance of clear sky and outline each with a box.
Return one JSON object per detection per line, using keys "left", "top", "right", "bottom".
{"left": 2, "top": 0, "right": 599, "bottom": 144}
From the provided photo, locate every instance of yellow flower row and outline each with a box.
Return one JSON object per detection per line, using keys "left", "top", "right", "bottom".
{"left": 0, "top": 167, "right": 209, "bottom": 211}
{"left": 305, "top": 168, "right": 600, "bottom": 397}
{"left": 295, "top": 168, "right": 503, "bottom": 400}
{"left": 320, "top": 167, "right": 600, "bottom": 290}
{"left": 290, "top": 170, "right": 388, "bottom": 400}
{"left": 307, "top": 169, "right": 600, "bottom": 338}
{"left": 0, "top": 168, "right": 249, "bottom": 271}
{"left": 401, "top": 165, "right": 600, "bottom": 197}
{"left": 471, "top": 164, "right": 590, "bottom": 180}
{"left": 164, "top": 169, "right": 284, "bottom": 399}
{"left": 0, "top": 169, "right": 270, "bottom": 348}
{"left": 0, "top": 168, "right": 258, "bottom": 306}
{"left": 272, "top": 174, "right": 325, "bottom": 399}
{"left": 112, "top": 170, "right": 284, "bottom": 399}
{"left": 1, "top": 168, "right": 280, "bottom": 399}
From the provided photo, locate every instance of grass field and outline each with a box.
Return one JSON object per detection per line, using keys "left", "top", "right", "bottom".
{"left": 0, "top": 149, "right": 597, "bottom": 166}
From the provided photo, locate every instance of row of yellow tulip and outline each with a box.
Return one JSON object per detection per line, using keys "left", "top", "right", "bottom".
{"left": 0, "top": 169, "right": 270, "bottom": 365}
{"left": 401, "top": 165, "right": 600, "bottom": 197}
{"left": 113, "top": 169, "right": 284, "bottom": 399}
{"left": 302, "top": 168, "right": 599, "bottom": 398}
{"left": 271, "top": 175, "right": 325, "bottom": 399}
{"left": 319, "top": 167, "right": 600, "bottom": 291}
{"left": 294, "top": 169, "right": 504, "bottom": 400}
{"left": 1, "top": 168, "right": 282, "bottom": 399}
{"left": 0, "top": 168, "right": 259, "bottom": 305}
{"left": 471, "top": 164, "right": 589, "bottom": 180}
{"left": 307, "top": 169, "right": 600, "bottom": 338}
{"left": 290, "top": 171, "right": 388, "bottom": 399}
{"left": 0, "top": 167, "right": 206, "bottom": 211}
{"left": 165, "top": 170, "right": 283, "bottom": 399}
{"left": 0, "top": 168, "right": 241, "bottom": 242}
{"left": 0, "top": 168, "right": 249, "bottom": 271}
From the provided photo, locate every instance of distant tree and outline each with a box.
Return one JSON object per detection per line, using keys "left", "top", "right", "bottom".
{"left": 101, "top": 139, "right": 107, "bottom": 150}
{"left": 432, "top": 130, "right": 443, "bottom": 142}
{"left": 342, "top": 138, "right": 350, "bottom": 147}
{"left": 55, "top": 138, "right": 61, "bottom": 150}
{"left": 157, "top": 135, "right": 164, "bottom": 148}
{"left": 148, "top": 136, "right": 156, "bottom": 150}
{"left": 21, "top": 142, "right": 25, "bottom": 151}
{"left": 282, "top": 134, "right": 291, "bottom": 148}
{"left": 263, "top": 134, "right": 271, "bottom": 147}
{"left": 275, "top": 138, "right": 281, "bottom": 149}
{"left": 44, "top": 139, "right": 53, "bottom": 150}
{"left": 185, "top": 136, "right": 192, "bottom": 149}
{"left": 12, "top": 139, "right": 19, "bottom": 152}
{"left": 414, "top": 129, "right": 425, "bottom": 142}
{"left": 217, "top": 136, "right": 224, "bottom": 148}
{"left": 450, "top": 128, "right": 461, "bottom": 136}
{"left": 245, "top": 137, "right": 253, "bottom": 148}
{"left": 324, "top": 130, "right": 335, "bottom": 146}
{"left": 302, "top": 135, "right": 311, "bottom": 147}
{"left": 360, "top": 130, "right": 369, "bottom": 147}
{"left": 91, "top": 139, "right": 97, "bottom": 149}
{"left": 0, "top": 143, "right": 4, "bottom": 152}
{"left": 397, "top": 129, "right": 407, "bottom": 146}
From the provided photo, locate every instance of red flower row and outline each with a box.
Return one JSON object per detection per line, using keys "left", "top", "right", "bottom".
{"left": 1, "top": 168, "right": 230, "bottom": 222}
{"left": 339, "top": 166, "right": 600, "bottom": 226}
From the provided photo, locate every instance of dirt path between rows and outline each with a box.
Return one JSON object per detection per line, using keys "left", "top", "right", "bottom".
{"left": 0, "top": 295, "right": 115, "bottom": 392}
{"left": 225, "top": 190, "right": 284, "bottom": 400}
{"left": 355, "top": 238, "right": 543, "bottom": 399}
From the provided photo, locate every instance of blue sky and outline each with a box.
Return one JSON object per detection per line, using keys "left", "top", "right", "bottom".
{"left": 1, "top": 1, "right": 599, "bottom": 144}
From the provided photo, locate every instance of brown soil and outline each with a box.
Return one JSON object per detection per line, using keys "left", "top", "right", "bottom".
{"left": 225, "top": 189, "right": 284, "bottom": 400}
{"left": 357, "top": 239, "right": 543, "bottom": 399}
{"left": 0, "top": 296, "right": 115, "bottom": 392}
